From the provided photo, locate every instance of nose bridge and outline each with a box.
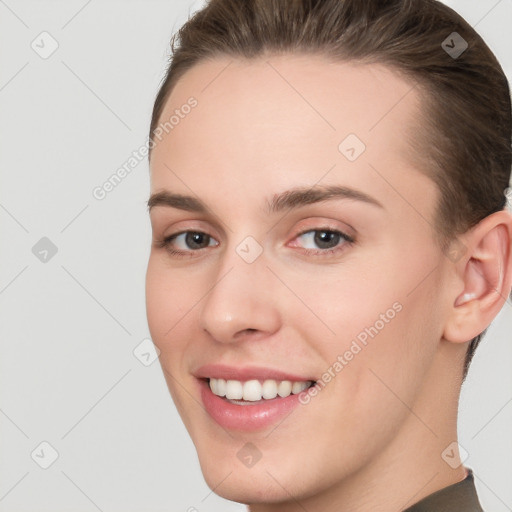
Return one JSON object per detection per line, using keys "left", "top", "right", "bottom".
{"left": 199, "top": 239, "right": 280, "bottom": 342}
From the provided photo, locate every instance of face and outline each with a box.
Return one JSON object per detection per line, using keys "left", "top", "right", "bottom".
{"left": 146, "top": 55, "right": 453, "bottom": 505}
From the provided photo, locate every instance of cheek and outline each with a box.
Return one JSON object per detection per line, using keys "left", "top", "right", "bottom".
{"left": 279, "top": 262, "right": 402, "bottom": 354}
{"left": 145, "top": 256, "right": 190, "bottom": 353}
{"left": 284, "top": 252, "right": 441, "bottom": 396}
{"left": 145, "top": 257, "right": 196, "bottom": 414}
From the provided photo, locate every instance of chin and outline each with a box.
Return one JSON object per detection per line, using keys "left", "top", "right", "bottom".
{"left": 192, "top": 438, "right": 334, "bottom": 506}
{"left": 198, "top": 459, "right": 294, "bottom": 505}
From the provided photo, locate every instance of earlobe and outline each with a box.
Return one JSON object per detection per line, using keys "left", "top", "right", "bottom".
{"left": 443, "top": 211, "right": 512, "bottom": 344}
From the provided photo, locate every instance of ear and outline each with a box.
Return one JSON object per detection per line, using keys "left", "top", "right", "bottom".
{"left": 443, "top": 210, "right": 512, "bottom": 343}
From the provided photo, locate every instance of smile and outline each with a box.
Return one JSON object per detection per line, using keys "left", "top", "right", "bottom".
{"left": 208, "top": 378, "right": 314, "bottom": 403}
{"left": 194, "top": 364, "right": 318, "bottom": 431}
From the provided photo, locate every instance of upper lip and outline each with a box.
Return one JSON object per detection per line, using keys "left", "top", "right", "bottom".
{"left": 194, "top": 363, "right": 316, "bottom": 382}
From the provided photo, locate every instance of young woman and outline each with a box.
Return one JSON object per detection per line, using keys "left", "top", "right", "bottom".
{"left": 145, "top": 1, "right": 512, "bottom": 510}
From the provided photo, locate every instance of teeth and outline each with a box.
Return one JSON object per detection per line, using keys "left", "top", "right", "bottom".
{"left": 292, "top": 381, "right": 309, "bottom": 394}
{"left": 216, "top": 378, "right": 226, "bottom": 396}
{"left": 262, "top": 379, "right": 277, "bottom": 399}
{"left": 243, "top": 380, "right": 262, "bottom": 401}
{"left": 225, "top": 380, "right": 243, "bottom": 400}
{"left": 209, "top": 378, "right": 312, "bottom": 401}
{"left": 277, "top": 380, "right": 292, "bottom": 397}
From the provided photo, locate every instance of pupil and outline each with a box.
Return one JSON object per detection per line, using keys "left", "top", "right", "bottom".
{"left": 314, "top": 231, "right": 339, "bottom": 249}
{"left": 186, "top": 232, "right": 209, "bottom": 249}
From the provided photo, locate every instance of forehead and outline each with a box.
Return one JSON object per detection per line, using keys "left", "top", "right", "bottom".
{"left": 149, "top": 54, "right": 434, "bottom": 221}
{"left": 151, "top": 54, "right": 422, "bottom": 167}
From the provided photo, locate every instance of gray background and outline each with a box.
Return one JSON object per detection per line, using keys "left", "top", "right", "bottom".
{"left": 0, "top": 0, "right": 510, "bottom": 511}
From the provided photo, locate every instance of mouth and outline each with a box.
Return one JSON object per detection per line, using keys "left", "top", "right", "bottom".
{"left": 194, "top": 365, "right": 319, "bottom": 431}
{"left": 204, "top": 377, "right": 316, "bottom": 405}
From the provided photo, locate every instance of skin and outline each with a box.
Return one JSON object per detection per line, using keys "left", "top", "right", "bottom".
{"left": 145, "top": 55, "right": 512, "bottom": 511}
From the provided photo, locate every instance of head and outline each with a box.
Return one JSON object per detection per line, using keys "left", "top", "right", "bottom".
{"left": 145, "top": 0, "right": 512, "bottom": 507}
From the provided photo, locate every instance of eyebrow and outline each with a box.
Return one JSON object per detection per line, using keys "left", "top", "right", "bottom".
{"left": 147, "top": 185, "right": 383, "bottom": 214}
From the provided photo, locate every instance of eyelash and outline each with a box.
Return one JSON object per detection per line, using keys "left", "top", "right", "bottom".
{"left": 155, "top": 227, "right": 355, "bottom": 259}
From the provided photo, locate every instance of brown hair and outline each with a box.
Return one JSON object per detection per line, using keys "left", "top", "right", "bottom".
{"left": 149, "top": 0, "right": 511, "bottom": 379}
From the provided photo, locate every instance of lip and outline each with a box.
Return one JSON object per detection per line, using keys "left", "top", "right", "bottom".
{"left": 198, "top": 379, "right": 307, "bottom": 431}
{"left": 194, "top": 364, "right": 317, "bottom": 432}
{"left": 194, "top": 363, "right": 316, "bottom": 382}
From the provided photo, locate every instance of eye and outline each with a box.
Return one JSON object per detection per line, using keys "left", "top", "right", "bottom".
{"left": 156, "top": 230, "right": 219, "bottom": 257}
{"left": 155, "top": 227, "right": 353, "bottom": 258}
{"left": 290, "top": 228, "right": 354, "bottom": 256}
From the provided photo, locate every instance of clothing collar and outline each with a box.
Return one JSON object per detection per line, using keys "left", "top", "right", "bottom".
{"left": 404, "top": 468, "right": 483, "bottom": 511}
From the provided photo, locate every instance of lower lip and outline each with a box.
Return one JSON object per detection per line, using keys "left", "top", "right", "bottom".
{"left": 199, "top": 379, "right": 305, "bottom": 431}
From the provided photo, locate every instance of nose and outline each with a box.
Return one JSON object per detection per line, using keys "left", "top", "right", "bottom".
{"left": 199, "top": 249, "right": 281, "bottom": 344}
